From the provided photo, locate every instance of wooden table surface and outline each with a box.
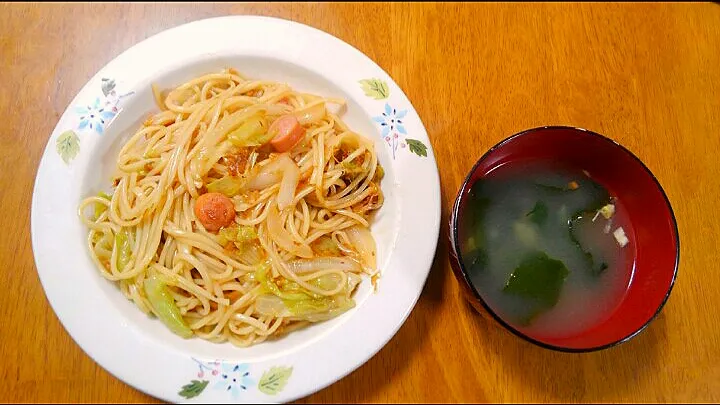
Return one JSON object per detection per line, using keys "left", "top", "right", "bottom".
{"left": 2, "top": 2, "right": 720, "bottom": 403}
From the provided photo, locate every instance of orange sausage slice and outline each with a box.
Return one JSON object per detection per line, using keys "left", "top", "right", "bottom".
{"left": 194, "top": 192, "right": 236, "bottom": 232}
{"left": 269, "top": 115, "right": 306, "bottom": 152}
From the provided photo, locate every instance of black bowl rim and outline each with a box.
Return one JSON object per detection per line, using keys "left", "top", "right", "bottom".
{"left": 450, "top": 125, "right": 680, "bottom": 353}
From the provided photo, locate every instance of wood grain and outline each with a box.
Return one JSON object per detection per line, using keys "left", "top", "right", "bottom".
{"left": 1, "top": 2, "right": 719, "bottom": 403}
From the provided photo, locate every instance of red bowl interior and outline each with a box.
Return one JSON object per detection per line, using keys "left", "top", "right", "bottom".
{"left": 449, "top": 126, "right": 679, "bottom": 351}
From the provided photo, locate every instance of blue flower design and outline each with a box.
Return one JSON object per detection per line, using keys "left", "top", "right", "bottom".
{"left": 373, "top": 103, "right": 409, "bottom": 159}
{"left": 75, "top": 97, "right": 117, "bottom": 135}
{"left": 373, "top": 103, "right": 407, "bottom": 137}
{"left": 212, "top": 363, "right": 254, "bottom": 400}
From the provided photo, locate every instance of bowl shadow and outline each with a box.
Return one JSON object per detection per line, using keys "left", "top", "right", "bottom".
{"left": 462, "top": 299, "right": 667, "bottom": 402}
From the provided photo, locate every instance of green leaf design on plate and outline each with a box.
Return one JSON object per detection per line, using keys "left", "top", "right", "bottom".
{"left": 178, "top": 379, "right": 209, "bottom": 399}
{"left": 56, "top": 130, "right": 80, "bottom": 164}
{"left": 258, "top": 366, "right": 293, "bottom": 395}
{"left": 101, "top": 78, "right": 116, "bottom": 97}
{"left": 358, "top": 78, "right": 389, "bottom": 100}
{"left": 406, "top": 138, "right": 428, "bottom": 157}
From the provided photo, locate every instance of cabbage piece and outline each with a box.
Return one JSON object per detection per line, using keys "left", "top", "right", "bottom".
{"left": 236, "top": 226, "right": 257, "bottom": 243}
{"left": 255, "top": 294, "right": 291, "bottom": 317}
{"left": 255, "top": 265, "right": 355, "bottom": 300}
{"left": 253, "top": 267, "right": 359, "bottom": 322}
{"left": 255, "top": 290, "right": 356, "bottom": 323}
{"left": 277, "top": 279, "right": 323, "bottom": 300}
{"left": 207, "top": 175, "right": 245, "bottom": 197}
{"left": 341, "top": 160, "right": 365, "bottom": 175}
{"left": 255, "top": 265, "right": 309, "bottom": 301}
{"left": 227, "top": 115, "right": 271, "bottom": 147}
{"left": 286, "top": 295, "right": 355, "bottom": 323}
{"left": 143, "top": 276, "right": 193, "bottom": 338}
{"left": 236, "top": 242, "right": 265, "bottom": 265}
{"left": 217, "top": 227, "right": 236, "bottom": 246}
{"left": 218, "top": 225, "right": 257, "bottom": 246}
{"left": 310, "top": 236, "right": 341, "bottom": 257}
{"left": 115, "top": 228, "right": 133, "bottom": 271}
{"left": 94, "top": 192, "right": 111, "bottom": 220}
{"left": 311, "top": 272, "right": 361, "bottom": 296}
{"left": 309, "top": 273, "right": 342, "bottom": 290}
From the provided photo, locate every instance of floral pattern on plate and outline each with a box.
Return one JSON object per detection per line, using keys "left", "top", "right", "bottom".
{"left": 56, "top": 78, "right": 134, "bottom": 164}
{"left": 179, "top": 358, "right": 293, "bottom": 400}
{"left": 360, "top": 78, "right": 428, "bottom": 158}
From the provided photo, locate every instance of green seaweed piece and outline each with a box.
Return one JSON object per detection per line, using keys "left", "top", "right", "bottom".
{"left": 526, "top": 201, "right": 548, "bottom": 226}
{"left": 503, "top": 251, "right": 569, "bottom": 325}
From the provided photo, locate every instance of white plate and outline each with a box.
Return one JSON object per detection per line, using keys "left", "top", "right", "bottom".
{"left": 31, "top": 16, "right": 440, "bottom": 403}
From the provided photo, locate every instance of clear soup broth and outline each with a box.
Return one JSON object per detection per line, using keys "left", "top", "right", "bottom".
{"left": 458, "top": 161, "right": 636, "bottom": 339}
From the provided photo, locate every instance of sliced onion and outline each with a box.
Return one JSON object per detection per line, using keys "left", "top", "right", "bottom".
{"left": 246, "top": 156, "right": 285, "bottom": 190}
{"left": 346, "top": 273, "right": 362, "bottom": 295}
{"left": 286, "top": 257, "right": 361, "bottom": 274}
{"left": 246, "top": 170, "right": 282, "bottom": 190}
{"left": 246, "top": 154, "right": 300, "bottom": 210}
{"left": 276, "top": 154, "right": 300, "bottom": 210}
{"left": 294, "top": 102, "right": 326, "bottom": 125}
{"left": 190, "top": 141, "right": 233, "bottom": 179}
{"left": 267, "top": 204, "right": 313, "bottom": 258}
{"left": 346, "top": 226, "right": 377, "bottom": 269}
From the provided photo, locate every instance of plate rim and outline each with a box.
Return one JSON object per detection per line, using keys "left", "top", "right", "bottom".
{"left": 31, "top": 15, "right": 441, "bottom": 403}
